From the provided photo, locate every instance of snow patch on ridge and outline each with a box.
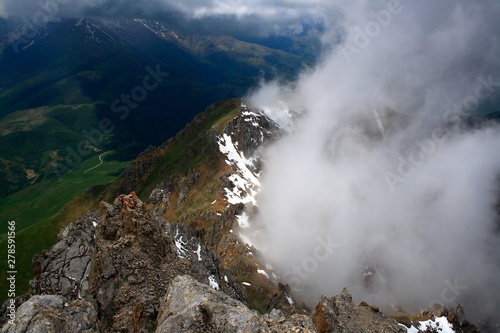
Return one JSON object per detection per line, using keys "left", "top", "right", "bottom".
{"left": 195, "top": 244, "right": 202, "bottom": 261}
{"left": 208, "top": 275, "right": 219, "bottom": 290}
{"left": 257, "top": 269, "right": 269, "bottom": 278}
{"left": 174, "top": 228, "right": 188, "bottom": 258}
{"left": 242, "top": 110, "right": 262, "bottom": 128}
{"left": 236, "top": 211, "right": 250, "bottom": 228}
{"left": 218, "top": 133, "right": 260, "bottom": 206}
{"left": 135, "top": 19, "right": 181, "bottom": 41}
{"left": 402, "top": 317, "right": 456, "bottom": 333}
{"left": 217, "top": 107, "right": 281, "bottom": 249}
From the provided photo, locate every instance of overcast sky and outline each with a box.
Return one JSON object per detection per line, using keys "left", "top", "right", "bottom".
{"left": 0, "top": 0, "right": 343, "bottom": 36}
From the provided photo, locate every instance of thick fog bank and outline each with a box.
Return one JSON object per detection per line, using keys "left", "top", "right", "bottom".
{"left": 248, "top": 0, "right": 500, "bottom": 325}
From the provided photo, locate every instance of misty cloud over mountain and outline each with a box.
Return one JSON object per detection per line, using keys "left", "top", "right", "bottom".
{"left": 0, "top": 0, "right": 337, "bottom": 36}
{"left": 247, "top": 0, "right": 500, "bottom": 325}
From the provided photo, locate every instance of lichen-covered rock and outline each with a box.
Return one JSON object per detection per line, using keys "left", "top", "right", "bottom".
{"left": 1, "top": 295, "right": 97, "bottom": 333}
{"left": 0, "top": 295, "right": 31, "bottom": 328}
{"left": 156, "top": 275, "right": 269, "bottom": 333}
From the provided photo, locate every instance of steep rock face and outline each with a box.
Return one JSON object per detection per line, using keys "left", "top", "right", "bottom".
{"left": 3, "top": 190, "right": 247, "bottom": 332}
{"left": 266, "top": 283, "right": 302, "bottom": 317}
{"left": 168, "top": 222, "right": 246, "bottom": 302}
{"left": 30, "top": 212, "right": 99, "bottom": 299}
{"left": 88, "top": 192, "right": 173, "bottom": 332}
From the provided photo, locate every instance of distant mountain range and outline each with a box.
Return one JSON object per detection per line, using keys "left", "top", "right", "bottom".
{"left": 0, "top": 16, "right": 320, "bottom": 197}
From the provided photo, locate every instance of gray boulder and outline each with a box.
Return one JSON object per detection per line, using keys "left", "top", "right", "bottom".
{"left": 156, "top": 275, "right": 269, "bottom": 333}
{"left": 1, "top": 295, "right": 97, "bottom": 333}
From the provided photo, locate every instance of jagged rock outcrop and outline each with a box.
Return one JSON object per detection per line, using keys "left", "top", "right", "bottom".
{"left": 88, "top": 192, "right": 245, "bottom": 332}
{"left": 430, "top": 305, "right": 480, "bottom": 333}
{"left": 30, "top": 212, "right": 99, "bottom": 299}
{"left": 312, "top": 287, "right": 405, "bottom": 333}
{"left": 224, "top": 107, "right": 282, "bottom": 158}
{"left": 169, "top": 222, "right": 246, "bottom": 302}
{"left": 2, "top": 191, "right": 248, "bottom": 333}
{"left": 148, "top": 174, "right": 180, "bottom": 215}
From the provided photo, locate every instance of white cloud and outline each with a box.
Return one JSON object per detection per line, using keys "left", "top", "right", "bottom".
{"left": 248, "top": 0, "right": 500, "bottom": 325}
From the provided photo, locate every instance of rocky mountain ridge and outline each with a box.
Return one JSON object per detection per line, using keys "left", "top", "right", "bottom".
{"left": 1, "top": 99, "right": 482, "bottom": 332}
{"left": 2, "top": 191, "right": 477, "bottom": 332}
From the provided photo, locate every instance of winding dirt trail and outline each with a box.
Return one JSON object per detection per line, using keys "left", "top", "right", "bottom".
{"left": 84, "top": 151, "right": 111, "bottom": 174}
